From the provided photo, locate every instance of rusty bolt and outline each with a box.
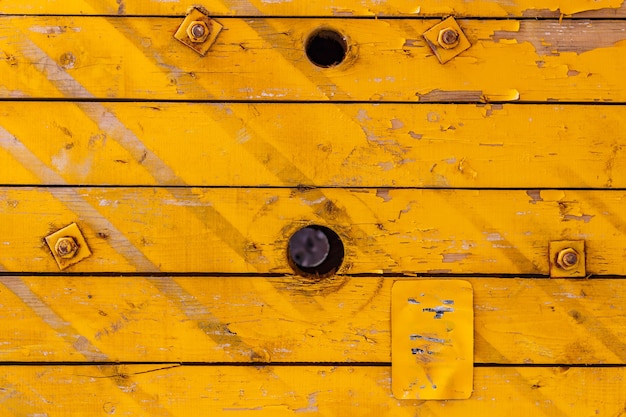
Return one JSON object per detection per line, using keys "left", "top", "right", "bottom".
{"left": 438, "top": 27, "right": 460, "bottom": 49}
{"left": 55, "top": 237, "right": 79, "bottom": 259}
{"left": 187, "top": 21, "right": 210, "bottom": 43}
{"left": 556, "top": 248, "right": 579, "bottom": 270}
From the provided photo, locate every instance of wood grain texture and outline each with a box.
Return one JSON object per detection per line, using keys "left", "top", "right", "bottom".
{"left": 1, "top": 18, "right": 626, "bottom": 102}
{"left": 0, "top": 365, "right": 624, "bottom": 416}
{"left": 2, "top": 0, "right": 625, "bottom": 414}
{"left": 1, "top": 187, "right": 624, "bottom": 274}
{"left": 1, "top": 102, "right": 625, "bottom": 188}
{"left": 2, "top": 277, "right": 625, "bottom": 365}
{"left": 1, "top": 0, "right": 625, "bottom": 17}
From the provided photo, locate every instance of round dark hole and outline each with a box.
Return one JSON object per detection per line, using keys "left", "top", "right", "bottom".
{"left": 305, "top": 29, "right": 348, "bottom": 68}
{"left": 288, "top": 225, "right": 344, "bottom": 277}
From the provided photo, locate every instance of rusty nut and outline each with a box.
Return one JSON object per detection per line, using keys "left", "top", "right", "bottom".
{"left": 55, "top": 237, "right": 79, "bottom": 259}
{"left": 556, "top": 248, "right": 579, "bottom": 271}
{"left": 438, "top": 27, "right": 460, "bottom": 49}
{"left": 187, "top": 21, "right": 210, "bottom": 43}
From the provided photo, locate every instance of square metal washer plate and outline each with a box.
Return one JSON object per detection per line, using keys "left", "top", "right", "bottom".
{"left": 423, "top": 16, "right": 472, "bottom": 64}
{"left": 174, "top": 8, "right": 223, "bottom": 56}
{"left": 44, "top": 223, "right": 91, "bottom": 270}
{"left": 549, "top": 240, "right": 586, "bottom": 278}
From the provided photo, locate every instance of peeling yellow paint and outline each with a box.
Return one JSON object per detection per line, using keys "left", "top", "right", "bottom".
{"left": 0, "top": 188, "right": 625, "bottom": 274}
{"left": 1, "top": 18, "right": 625, "bottom": 102}
{"left": 1, "top": 1, "right": 626, "bottom": 415}
{"left": 3, "top": 102, "right": 626, "bottom": 188}
{"left": 539, "top": 190, "right": 567, "bottom": 201}
{"left": 1, "top": 277, "right": 625, "bottom": 364}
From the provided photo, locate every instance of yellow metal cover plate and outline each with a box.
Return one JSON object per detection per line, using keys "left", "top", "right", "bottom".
{"left": 392, "top": 280, "right": 473, "bottom": 400}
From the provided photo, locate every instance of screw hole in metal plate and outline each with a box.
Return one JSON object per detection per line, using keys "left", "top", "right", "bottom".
{"left": 305, "top": 28, "right": 348, "bottom": 68}
{"left": 287, "top": 225, "right": 344, "bottom": 277}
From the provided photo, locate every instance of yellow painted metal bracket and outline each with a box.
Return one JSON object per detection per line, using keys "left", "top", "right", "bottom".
{"left": 549, "top": 240, "right": 586, "bottom": 278}
{"left": 422, "top": 16, "right": 471, "bottom": 64}
{"left": 44, "top": 223, "right": 91, "bottom": 270}
{"left": 392, "top": 280, "right": 473, "bottom": 400}
{"left": 174, "top": 8, "right": 223, "bottom": 56}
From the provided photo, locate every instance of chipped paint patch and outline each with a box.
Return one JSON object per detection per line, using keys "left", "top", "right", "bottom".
{"left": 376, "top": 188, "right": 392, "bottom": 202}
{"left": 494, "top": 21, "right": 626, "bottom": 56}
{"left": 564, "top": 214, "right": 594, "bottom": 223}
{"left": 378, "top": 161, "right": 394, "bottom": 171}
{"left": 417, "top": 90, "right": 483, "bottom": 102}
{"left": 442, "top": 253, "right": 471, "bottom": 263}
{"left": 390, "top": 119, "right": 404, "bottom": 130}
{"left": 29, "top": 26, "right": 67, "bottom": 34}
{"left": 484, "top": 232, "right": 504, "bottom": 242}
{"left": 527, "top": 190, "right": 543, "bottom": 204}
{"left": 301, "top": 196, "right": 326, "bottom": 206}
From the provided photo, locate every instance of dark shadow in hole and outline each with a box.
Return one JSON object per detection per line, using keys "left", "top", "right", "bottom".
{"left": 305, "top": 29, "right": 348, "bottom": 68}
{"left": 288, "top": 225, "right": 344, "bottom": 277}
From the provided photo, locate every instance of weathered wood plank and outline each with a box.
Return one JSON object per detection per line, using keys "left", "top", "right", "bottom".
{"left": 2, "top": 18, "right": 625, "bottom": 101}
{"left": 0, "top": 365, "right": 624, "bottom": 416}
{"left": 1, "top": 188, "right": 624, "bottom": 274}
{"left": 2, "top": 277, "right": 625, "bottom": 365}
{"left": 1, "top": 102, "right": 625, "bottom": 188}
{"left": 1, "top": 0, "right": 625, "bottom": 17}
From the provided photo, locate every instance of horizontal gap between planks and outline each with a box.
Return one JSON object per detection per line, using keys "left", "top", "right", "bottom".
{"left": 0, "top": 362, "right": 624, "bottom": 368}
{"left": 0, "top": 271, "right": 619, "bottom": 278}
{"left": 3, "top": 185, "right": 626, "bottom": 191}
{"left": 0, "top": 98, "right": 625, "bottom": 106}
{"left": 0, "top": 14, "right": 625, "bottom": 21}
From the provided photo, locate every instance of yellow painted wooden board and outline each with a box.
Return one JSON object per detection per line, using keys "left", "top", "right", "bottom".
{"left": 0, "top": 365, "right": 624, "bottom": 416}
{"left": 1, "top": 187, "right": 625, "bottom": 274}
{"left": 2, "top": 277, "right": 624, "bottom": 364}
{"left": 2, "top": 0, "right": 625, "bottom": 17}
{"left": 2, "top": 1, "right": 624, "bottom": 414}
{"left": 2, "top": 18, "right": 626, "bottom": 101}
{"left": 1, "top": 102, "right": 625, "bottom": 188}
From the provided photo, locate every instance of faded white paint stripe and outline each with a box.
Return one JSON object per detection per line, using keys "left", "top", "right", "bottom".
{"left": 0, "top": 276, "right": 109, "bottom": 362}
{"left": 0, "top": 125, "right": 159, "bottom": 272}
{"left": 0, "top": 128, "right": 254, "bottom": 357}
{"left": 5, "top": 33, "right": 263, "bottom": 359}
{"left": 20, "top": 38, "right": 184, "bottom": 186}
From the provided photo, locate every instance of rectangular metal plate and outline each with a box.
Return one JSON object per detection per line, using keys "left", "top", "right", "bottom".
{"left": 392, "top": 280, "right": 473, "bottom": 400}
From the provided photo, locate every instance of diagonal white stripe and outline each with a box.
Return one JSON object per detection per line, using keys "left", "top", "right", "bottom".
{"left": 0, "top": 124, "right": 159, "bottom": 272}
{"left": 23, "top": 37, "right": 184, "bottom": 186}
{"left": 0, "top": 276, "right": 109, "bottom": 361}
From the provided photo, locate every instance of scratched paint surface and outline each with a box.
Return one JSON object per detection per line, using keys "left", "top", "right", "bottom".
{"left": 0, "top": 366, "right": 623, "bottom": 416}
{"left": 1, "top": 1, "right": 626, "bottom": 415}
{"left": 1, "top": 188, "right": 626, "bottom": 274}
{"left": 1, "top": 18, "right": 626, "bottom": 101}
{"left": 1, "top": 103, "right": 626, "bottom": 188}
{"left": 2, "top": 277, "right": 625, "bottom": 364}
{"left": 392, "top": 280, "right": 473, "bottom": 399}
